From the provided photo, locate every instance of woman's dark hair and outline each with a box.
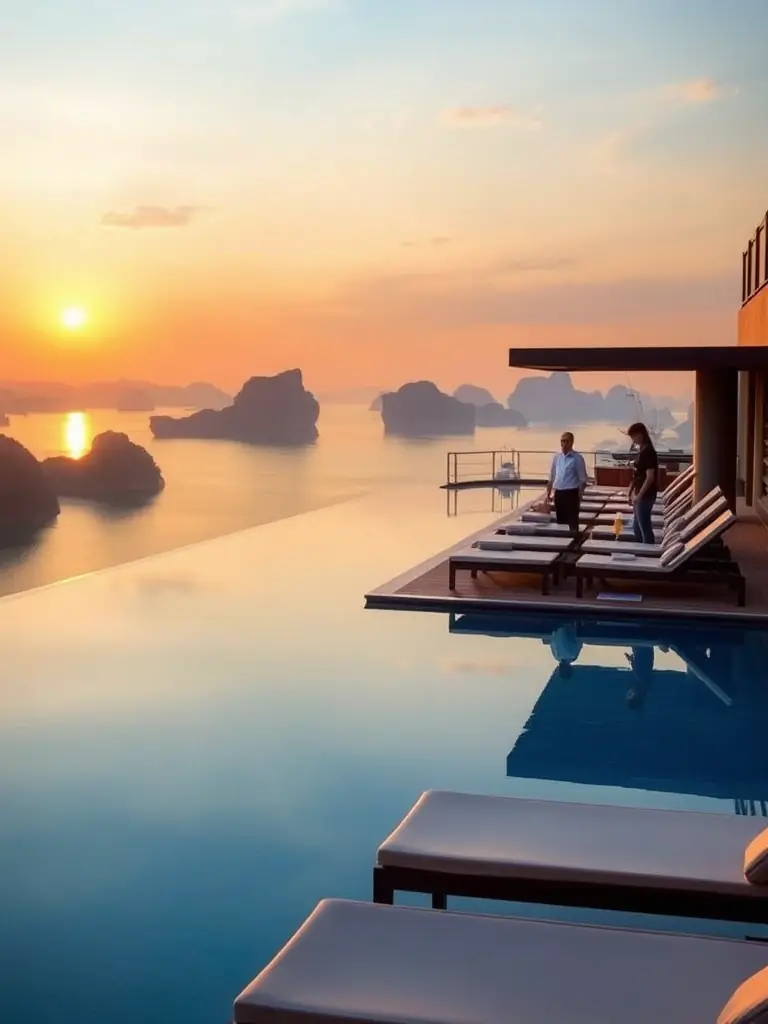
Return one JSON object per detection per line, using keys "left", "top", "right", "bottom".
{"left": 626, "top": 422, "right": 653, "bottom": 446}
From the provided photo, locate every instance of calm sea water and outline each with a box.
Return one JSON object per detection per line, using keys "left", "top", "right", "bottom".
{"left": 1, "top": 406, "right": 622, "bottom": 597}
{"left": 1, "top": 490, "right": 767, "bottom": 1024}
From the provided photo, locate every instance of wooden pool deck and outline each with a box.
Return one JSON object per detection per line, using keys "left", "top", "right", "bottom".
{"left": 366, "top": 502, "right": 768, "bottom": 625}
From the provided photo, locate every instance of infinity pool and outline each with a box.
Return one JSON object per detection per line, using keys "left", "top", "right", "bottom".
{"left": 1, "top": 486, "right": 766, "bottom": 1024}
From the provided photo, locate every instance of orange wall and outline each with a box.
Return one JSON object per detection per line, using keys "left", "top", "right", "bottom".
{"left": 738, "top": 286, "right": 768, "bottom": 346}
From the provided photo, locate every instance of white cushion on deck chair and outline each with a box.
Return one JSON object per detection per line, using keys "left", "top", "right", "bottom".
{"left": 233, "top": 898, "right": 768, "bottom": 1024}
{"left": 376, "top": 791, "right": 761, "bottom": 898}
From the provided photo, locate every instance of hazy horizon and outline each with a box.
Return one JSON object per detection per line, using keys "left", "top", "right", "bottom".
{"left": 3, "top": 0, "right": 766, "bottom": 397}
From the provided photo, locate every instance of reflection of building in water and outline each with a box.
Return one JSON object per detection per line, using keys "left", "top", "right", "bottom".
{"left": 506, "top": 659, "right": 768, "bottom": 805}
{"left": 447, "top": 613, "right": 768, "bottom": 810}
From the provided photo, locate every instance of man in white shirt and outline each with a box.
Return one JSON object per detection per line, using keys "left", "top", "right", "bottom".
{"left": 545, "top": 431, "right": 588, "bottom": 534}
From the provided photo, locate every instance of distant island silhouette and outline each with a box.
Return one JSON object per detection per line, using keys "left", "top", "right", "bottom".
{"left": 369, "top": 373, "right": 682, "bottom": 431}
{"left": 381, "top": 381, "right": 475, "bottom": 436}
{"left": 150, "top": 369, "right": 320, "bottom": 444}
{"left": 44, "top": 431, "right": 164, "bottom": 506}
{"left": 675, "top": 403, "right": 694, "bottom": 446}
{"left": 452, "top": 385, "right": 527, "bottom": 427}
{"left": 506, "top": 371, "right": 677, "bottom": 427}
{"left": 0, "top": 380, "right": 231, "bottom": 414}
{"left": 453, "top": 384, "right": 495, "bottom": 407}
{"left": 0, "top": 436, "right": 60, "bottom": 547}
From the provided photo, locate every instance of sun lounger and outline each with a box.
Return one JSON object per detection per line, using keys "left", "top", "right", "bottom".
{"left": 234, "top": 898, "right": 768, "bottom": 1024}
{"left": 448, "top": 548, "right": 561, "bottom": 594}
{"left": 590, "top": 484, "right": 719, "bottom": 541}
{"left": 373, "top": 790, "right": 768, "bottom": 923}
{"left": 582, "top": 492, "right": 728, "bottom": 557}
{"left": 575, "top": 508, "right": 745, "bottom": 605}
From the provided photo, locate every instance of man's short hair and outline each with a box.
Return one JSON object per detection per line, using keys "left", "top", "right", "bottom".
{"left": 561, "top": 431, "right": 574, "bottom": 442}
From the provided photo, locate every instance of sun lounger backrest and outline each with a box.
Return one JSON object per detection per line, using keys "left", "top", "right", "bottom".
{"left": 663, "top": 464, "right": 695, "bottom": 502}
{"left": 678, "top": 495, "right": 728, "bottom": 541}
{"left": 666, "top": 509, "right": 736, "bottom": 570}
{"left": 666, "top": 486, "right": 722, "bottom": 530}
{"left": 663, "top": 487, "right": 694, "bottom": 521}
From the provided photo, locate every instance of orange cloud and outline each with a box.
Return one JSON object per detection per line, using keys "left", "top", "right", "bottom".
{"left": 101, "top": 205, "right": 204, "bottom": 229}
{"left": 441, "top": 106, "right": 542, "bottom": 129}
{"left": 660, "top": 77, "right": 735, "bottom": 105}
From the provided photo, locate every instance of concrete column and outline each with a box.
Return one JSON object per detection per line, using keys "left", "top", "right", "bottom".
{"left": 694, "top": 368, "right": 738, "bottom": 510}
{"left": 737, "top": 370, "right": 756, "bottom": 502}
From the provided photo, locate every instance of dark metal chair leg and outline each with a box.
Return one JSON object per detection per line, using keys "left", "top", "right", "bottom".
{"left": 373, "top": 866, "right": 395, "bottom": 905}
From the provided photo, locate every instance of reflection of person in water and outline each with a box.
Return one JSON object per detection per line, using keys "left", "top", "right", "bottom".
{"left": 548, "top": 623, "right": 583, "bottom": 679}
{"left": 626, "top": 645, "right": 655, "bottom": 709}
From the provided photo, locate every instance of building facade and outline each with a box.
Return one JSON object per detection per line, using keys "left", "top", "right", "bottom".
{"left": 738, "top": 211, "right": 768, "bottom": 522}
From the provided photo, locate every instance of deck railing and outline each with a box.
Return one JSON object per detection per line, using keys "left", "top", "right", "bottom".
{"left": 743, "top": 212, "right": 768, "bottom": 304}
{"left": 445, "top": 448, "right": 693, "bottom": 487}
{"left": 446, "top": 449, "right": 601, "bottom": 486}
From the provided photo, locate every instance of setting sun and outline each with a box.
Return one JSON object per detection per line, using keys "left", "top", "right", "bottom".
{"left": 61, "top": 306, "right": 88, "bottom": 331}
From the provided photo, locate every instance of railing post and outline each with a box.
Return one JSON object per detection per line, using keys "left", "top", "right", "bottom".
{"left": 743, "top": 250, "right": 749, "bottom": 303}
{"left": 748, "top": 239, "right": 754, "bottom": 298}
{"left": 756, "top": 226, "right": 762, "bottom": 293}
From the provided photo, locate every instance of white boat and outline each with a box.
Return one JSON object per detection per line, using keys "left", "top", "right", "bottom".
{"left": 494, "top": 461, "right": 520, "bottom": 483}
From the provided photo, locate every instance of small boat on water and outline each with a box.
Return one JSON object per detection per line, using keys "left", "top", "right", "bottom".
{"left": 494, "top": 461, "right": 520, "bottom": 483}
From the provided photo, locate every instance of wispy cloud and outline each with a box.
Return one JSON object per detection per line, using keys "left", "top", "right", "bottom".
{"left": 233, "top": 0, "right": 343, "bottom": 22}
{"left": 101, "top": 205, "right": 203, "bottom": 229}
{"left": 441, "top": 106, "right": 543, "bottom": 129}
{"left": 401, "top": 237, "right": 453, "bottom": 248}
{"left": 658, "top": 77, "right": 736, "bottom": 106}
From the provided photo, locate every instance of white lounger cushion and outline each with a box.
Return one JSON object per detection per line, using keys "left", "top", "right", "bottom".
{"left": 744, "top": 828, "right": 768, "bottom": 885}
{"left": 718, "top": 964, "right": 768, "bottom": 1024}
{"left": 504, "top": 523, "right": 571, "bottom": 536}
{"left": 233, "top": 898, "right": 768, "bottom": 1024}
{"left": 377, "top": 791, "right": 762, "bottom": 899}
{"left": 476, "top": 536, "right": 572, "bottom": 551}
{"left": 451, "top": 547, "right": 559, "bottom": 567}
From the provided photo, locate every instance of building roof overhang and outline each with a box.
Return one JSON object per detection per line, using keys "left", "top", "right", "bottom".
{"left": 508, "top": 345, "right": 768, "bottom": 372}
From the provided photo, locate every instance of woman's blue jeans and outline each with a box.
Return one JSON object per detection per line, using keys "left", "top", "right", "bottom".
{"left": 633, "top": 494, "right": 656, "bottom": 544}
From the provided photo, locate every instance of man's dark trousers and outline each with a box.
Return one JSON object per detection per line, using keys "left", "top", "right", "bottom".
{"left": 554, "top": 488, "right": 581, "bottom": 534}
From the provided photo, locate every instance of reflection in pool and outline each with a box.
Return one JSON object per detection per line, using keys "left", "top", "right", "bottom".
{"left": 450, "top": 613, "right": 768, "bottom": 809}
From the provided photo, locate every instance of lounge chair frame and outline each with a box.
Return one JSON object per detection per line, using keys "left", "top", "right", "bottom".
{"left": 372, "top": 861, "right": 768, "bottom": 922}
{"left": 575, "top": 560, "right": 746, "bottom": 606}
{"left": 448, "top": 555, "right": 562, "bottom": 595}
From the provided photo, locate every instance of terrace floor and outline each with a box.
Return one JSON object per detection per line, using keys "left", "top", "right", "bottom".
{"left": 366, "top": 500, "right": 768, "bottom": 624}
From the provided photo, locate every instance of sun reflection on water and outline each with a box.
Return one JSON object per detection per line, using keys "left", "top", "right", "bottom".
{"left": 64, "top": 411, "right": 90, "bottom": 458}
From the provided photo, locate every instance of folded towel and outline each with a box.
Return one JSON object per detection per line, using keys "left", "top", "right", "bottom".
{"left": 505, "top": 524, "right": 537, "bottom": 535}
{"left": 611, "top": 552, "right": 637, "bottom": 561}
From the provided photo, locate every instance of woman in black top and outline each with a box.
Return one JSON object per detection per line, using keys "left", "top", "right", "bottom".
{"left": 626, "top": 422, "right": 659, "bottom": 544}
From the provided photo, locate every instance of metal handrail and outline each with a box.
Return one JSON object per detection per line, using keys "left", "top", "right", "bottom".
{"left": 742, "top": 212, "right": 768, "bottom": 304}
{"left": 445, "top": 447, "right": 692, "bottom": 487}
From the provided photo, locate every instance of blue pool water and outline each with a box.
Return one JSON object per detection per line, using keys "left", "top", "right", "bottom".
{"left": 1, "top": 485, "right": 767, "bottom": 1024}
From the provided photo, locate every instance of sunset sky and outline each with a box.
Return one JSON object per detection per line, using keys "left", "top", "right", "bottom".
{"left": 3, "top": 0, "right": 768, "bottom": 397}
